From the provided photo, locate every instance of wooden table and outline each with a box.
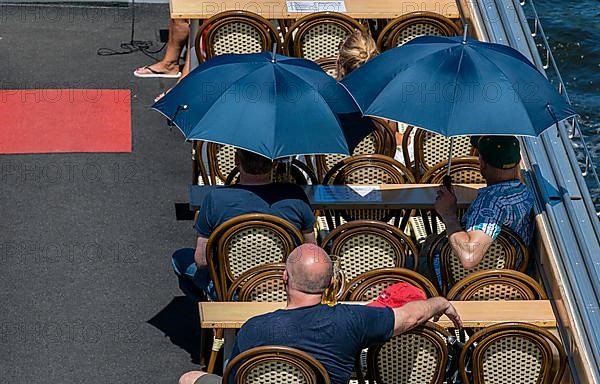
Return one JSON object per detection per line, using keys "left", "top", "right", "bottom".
{"left": 189, "top": 183, "right": 484, "bottom": 211}
{"left": 201, "top": 300, "right": 556, "bottom": 368}
{"left": 200, "top": 300, "right": 557, "bottom": 329}
{"left": 170, "top": 0, "right": 461, "bottom": 20}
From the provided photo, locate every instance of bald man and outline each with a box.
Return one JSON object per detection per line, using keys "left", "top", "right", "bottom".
{"left": 180, "top": 244, "right": 462, "bottom": 384}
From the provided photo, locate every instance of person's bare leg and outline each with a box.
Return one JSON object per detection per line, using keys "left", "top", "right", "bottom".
{"left": 135, "top": 18, "right": 189, "bottom": 76}
{"left": 179, "top": 371, "right": 208, "bottom": 384}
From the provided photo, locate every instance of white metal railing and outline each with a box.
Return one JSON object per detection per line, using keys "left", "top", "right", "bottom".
{"left": 519, "top": 0, "right": 600, "bottom": 210}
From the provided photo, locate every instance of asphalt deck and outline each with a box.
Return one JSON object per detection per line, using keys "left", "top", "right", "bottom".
{"left": 0, "top": 4, "right": 203, "bottom": 383}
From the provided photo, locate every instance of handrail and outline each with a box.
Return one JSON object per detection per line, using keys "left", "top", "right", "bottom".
{"left": 519, "top": 0, "right": 600, "bottom": 209}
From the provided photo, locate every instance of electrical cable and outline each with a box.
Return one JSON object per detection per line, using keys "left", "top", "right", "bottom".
{"left": 96, "top": 0, "right": 166, "bottom": 59}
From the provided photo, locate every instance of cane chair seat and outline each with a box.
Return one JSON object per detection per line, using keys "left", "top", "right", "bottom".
{"left": 447, "top": 270, "right": 547, "bottom": 301}
{"left": 342, "top": 267, "right": 438, "bottom": 301}
{"left": 223, "top": 345, "right": 331, "bottom": 384}
{"left": 195, "top": 11, "right": 280, "bottom": 63}
{"left": 429, "top": 227, "right": 529, "bottom": 295}
{"left": 368, "top": 322, "right": 450, "bottom": 384}
{"left": 459, "top": 323, "right": 566, "bottom": 384}
{"left": 283, "top": 12, "right": 366, "bottom": 61}
{"left": 321, "top": 221, "right": 420, "bottom": 284}
{"left": 376, "top": 11, "right": 461, "bottom": 51}
{"left": 227, "top": 263, "right": 288, "bottom": 302}
{"left": 206, "top": 213, "right": 303, "bottom": 300}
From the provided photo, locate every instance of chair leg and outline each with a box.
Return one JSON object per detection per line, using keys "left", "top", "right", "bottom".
{"left": 207, "top": 328, "right": 225, "bottom": 373}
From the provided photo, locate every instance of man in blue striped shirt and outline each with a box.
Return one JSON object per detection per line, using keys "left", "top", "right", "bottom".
{"left": 435, "top": 135, "right": 534, "bottom": 269}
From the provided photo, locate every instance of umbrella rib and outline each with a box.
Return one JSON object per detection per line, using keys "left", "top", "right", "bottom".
{"left": 446, "top": 46, "right": 466, "bottom": 137}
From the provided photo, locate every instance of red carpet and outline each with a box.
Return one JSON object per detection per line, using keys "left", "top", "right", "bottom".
{"left": 0, "top": 89, "right": 132, "bottom": 154}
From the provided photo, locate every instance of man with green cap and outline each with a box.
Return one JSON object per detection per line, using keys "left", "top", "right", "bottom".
{"left": 434, "top": 135, "right": 534, "bottom": 273}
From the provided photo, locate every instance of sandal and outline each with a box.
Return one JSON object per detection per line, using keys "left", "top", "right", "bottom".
{"left": 134, "top": 65, "right": 181, "bottom": 79}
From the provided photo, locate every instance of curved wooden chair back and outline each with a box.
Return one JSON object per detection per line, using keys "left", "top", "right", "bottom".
{"left": 459, "top": 322, "right": 566, "bottom": 384}
{"left": 225, "top": 159, "right": 319, "bottom": 185}
{"left": 315, "top": 56, "right": 338, "bottom": 78}
{"left": 193, "top": 140, "right": 209, "bottom": 185}
{"left": 342, "top": 267, "right": 438, "bottom": 301}
{"left": 322, "top": 155, "right": 415, "bottom": 225}
{"left": 429, "top": 226, "right": 529, "bottom": 295}
{"left": 283, "top": 12, "right": 366, "bottom": 61}
{"left": 367, "top": 322, "right": 450, "bottom": 384}
{"left": 420, "top": 157, "right": 485, "bottom": 184}
{"left": 447, "top": 269, "right": 547, "bottom": 301}
{"left": 321, "top": 221, "right": 420, "bottom": 283}
{"left": 206, "top": 213, "right": 303, "bottom": 300}
{"left": 411, "top": 128, "right": 476, "bottom": 179}
{"left": 223, "top": 345, "right": 331, "bottom": 384}
{"left": 227, "top": 263, "right": 287, "bottom": 302}
{"left": 376, "top": 11, "right": 461, "bottom": 51}
{"left": 203, "top": 143, "right": 237, "bottom": 185}
{"left": 316, "top": 118, "right": 397, "bottom": 182}
{"left": 195, "top": 10, "right": 280, "bottom": 63}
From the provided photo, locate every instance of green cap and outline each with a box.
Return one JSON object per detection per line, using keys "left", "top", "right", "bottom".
{"left": 470, "top": 135, "right": 521, "bottom": 169}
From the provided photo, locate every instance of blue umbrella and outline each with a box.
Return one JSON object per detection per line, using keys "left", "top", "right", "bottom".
{"left": 153, "top": 52, "right": 373, "bottom": 160}
{"left": 341, "top": 35, "right": 576, "bottom": 137}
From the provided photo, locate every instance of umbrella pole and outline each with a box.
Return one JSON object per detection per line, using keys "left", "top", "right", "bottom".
{"left": 443, "top": 137, "right": 454, "bottom": 188}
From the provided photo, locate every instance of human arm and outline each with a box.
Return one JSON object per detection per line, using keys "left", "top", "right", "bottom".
{"left": 391, "top": 297, "right": 462, "bottom": 336}
{"left": 194, "top": 235, "right": 209, "bottom": 268}
{"left": 302, "top": 230, "right": 317, "bottom": 244}
{"left": 434, "top": 186, "right": 494, "bottom": 269}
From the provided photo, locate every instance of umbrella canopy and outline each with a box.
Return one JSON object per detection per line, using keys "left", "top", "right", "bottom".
{"left": 341, "top": 35, "right": 576, "bottom": 137}
{"left": 153, "top": 52, "right": 373, "bottom": 160}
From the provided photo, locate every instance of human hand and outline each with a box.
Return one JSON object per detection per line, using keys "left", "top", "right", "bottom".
{"left": 434, "top": 186, "right": 457, "bottom": 221}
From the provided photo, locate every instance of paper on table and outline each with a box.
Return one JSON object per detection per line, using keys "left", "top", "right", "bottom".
{"left": 286, "top": 1, "right": 347, "bottom": 13}
{"left": 349, "top": 185, "right": 380, "bottom": 197}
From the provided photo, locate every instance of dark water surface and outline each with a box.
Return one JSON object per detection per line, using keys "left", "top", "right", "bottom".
{"left": 534, "top": 0, "right": 600, "bottom": 200}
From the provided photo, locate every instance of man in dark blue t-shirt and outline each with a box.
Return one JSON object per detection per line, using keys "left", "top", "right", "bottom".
{"left": 179, "top": 244, "right": 462, "bottom": 384}
{"left": 172, "top": 149, "right": 316, "bottom": 300}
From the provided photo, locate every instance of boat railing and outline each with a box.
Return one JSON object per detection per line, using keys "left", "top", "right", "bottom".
{"left": 519, "top": 0, "right": 600, "bottom": 207}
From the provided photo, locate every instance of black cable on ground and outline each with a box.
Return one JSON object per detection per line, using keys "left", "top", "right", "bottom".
{"left": 96, "top": 0, "right": 166, "bottom": 59}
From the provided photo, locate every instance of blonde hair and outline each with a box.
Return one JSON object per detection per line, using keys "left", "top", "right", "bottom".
{"left": 336, "top": 31, "right": 378, "bottom": 80}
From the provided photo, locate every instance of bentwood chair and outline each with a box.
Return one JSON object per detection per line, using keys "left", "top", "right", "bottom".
{"left": 342, "top": 267, "right": 439, "bottom": 301}
{"left": 195, "top": 11, "right": 280, "bottom": 64}
{"left": 447, "top": 270, "right": 547, "bottom": 301}
{"left": 206, "top": 213, "right": 303, "bottom": 301}
{"left": 459, "top": 323, "right": 566, "bottom": 384}
{"left": 367, "top": 322, "right": 451, "bottom": 384}
{"left": 321, "top": 221, "right": 421, "bottom": 284}
{"left": 321, "top": 155, "right": 416, "bottom": 229}
{"left": 407, "top": 128, "right": 476, "bottom": 180}
{"left": 205, "top": 215, "right": 303, "bottom": 373}
{"left": 226, "top": 263, "right": 287, "bottom": 302}
{"left": 194, "top": 143, "right": 236, "bottom": 185}
{"left": 283, "top": 12, "right": 366, "bottom": 61}
{"left": 315, "top": 118, "right": 397, "bottom": 183}
{"left": 428, "top": 226, "right": 529, "bottom": 295}
{"left": 376, "top": 11, "right": 461, "bottom": 51}
{"left": 223, "top": 346, "right": 331, "bottom": 384}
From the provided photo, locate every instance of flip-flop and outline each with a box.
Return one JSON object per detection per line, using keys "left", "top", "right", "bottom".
{"left": 134, "top": 65, "right": 181, "bottom": 79}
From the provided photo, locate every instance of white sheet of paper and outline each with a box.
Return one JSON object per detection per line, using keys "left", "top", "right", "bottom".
{"left": 349, "top": 185, "right": 380, "bottom": 197}
{"left": 286, "top": 1, "right": 347, "bottom": 13}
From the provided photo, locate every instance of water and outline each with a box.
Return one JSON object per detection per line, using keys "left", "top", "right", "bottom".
{"left": 533, "top": 0, "right": 600, "bottom": 202}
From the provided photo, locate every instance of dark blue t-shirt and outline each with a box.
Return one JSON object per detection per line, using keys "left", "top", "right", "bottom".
{"left": 194, "top": 183, "right": 315, "bottom": 237}
{"left": 229, "top": 304, "right": 395, "bottom": 384}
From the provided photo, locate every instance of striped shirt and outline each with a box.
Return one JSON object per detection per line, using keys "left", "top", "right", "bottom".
{"left": 462, "top": 179, "right": 534, "bottom": 244}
